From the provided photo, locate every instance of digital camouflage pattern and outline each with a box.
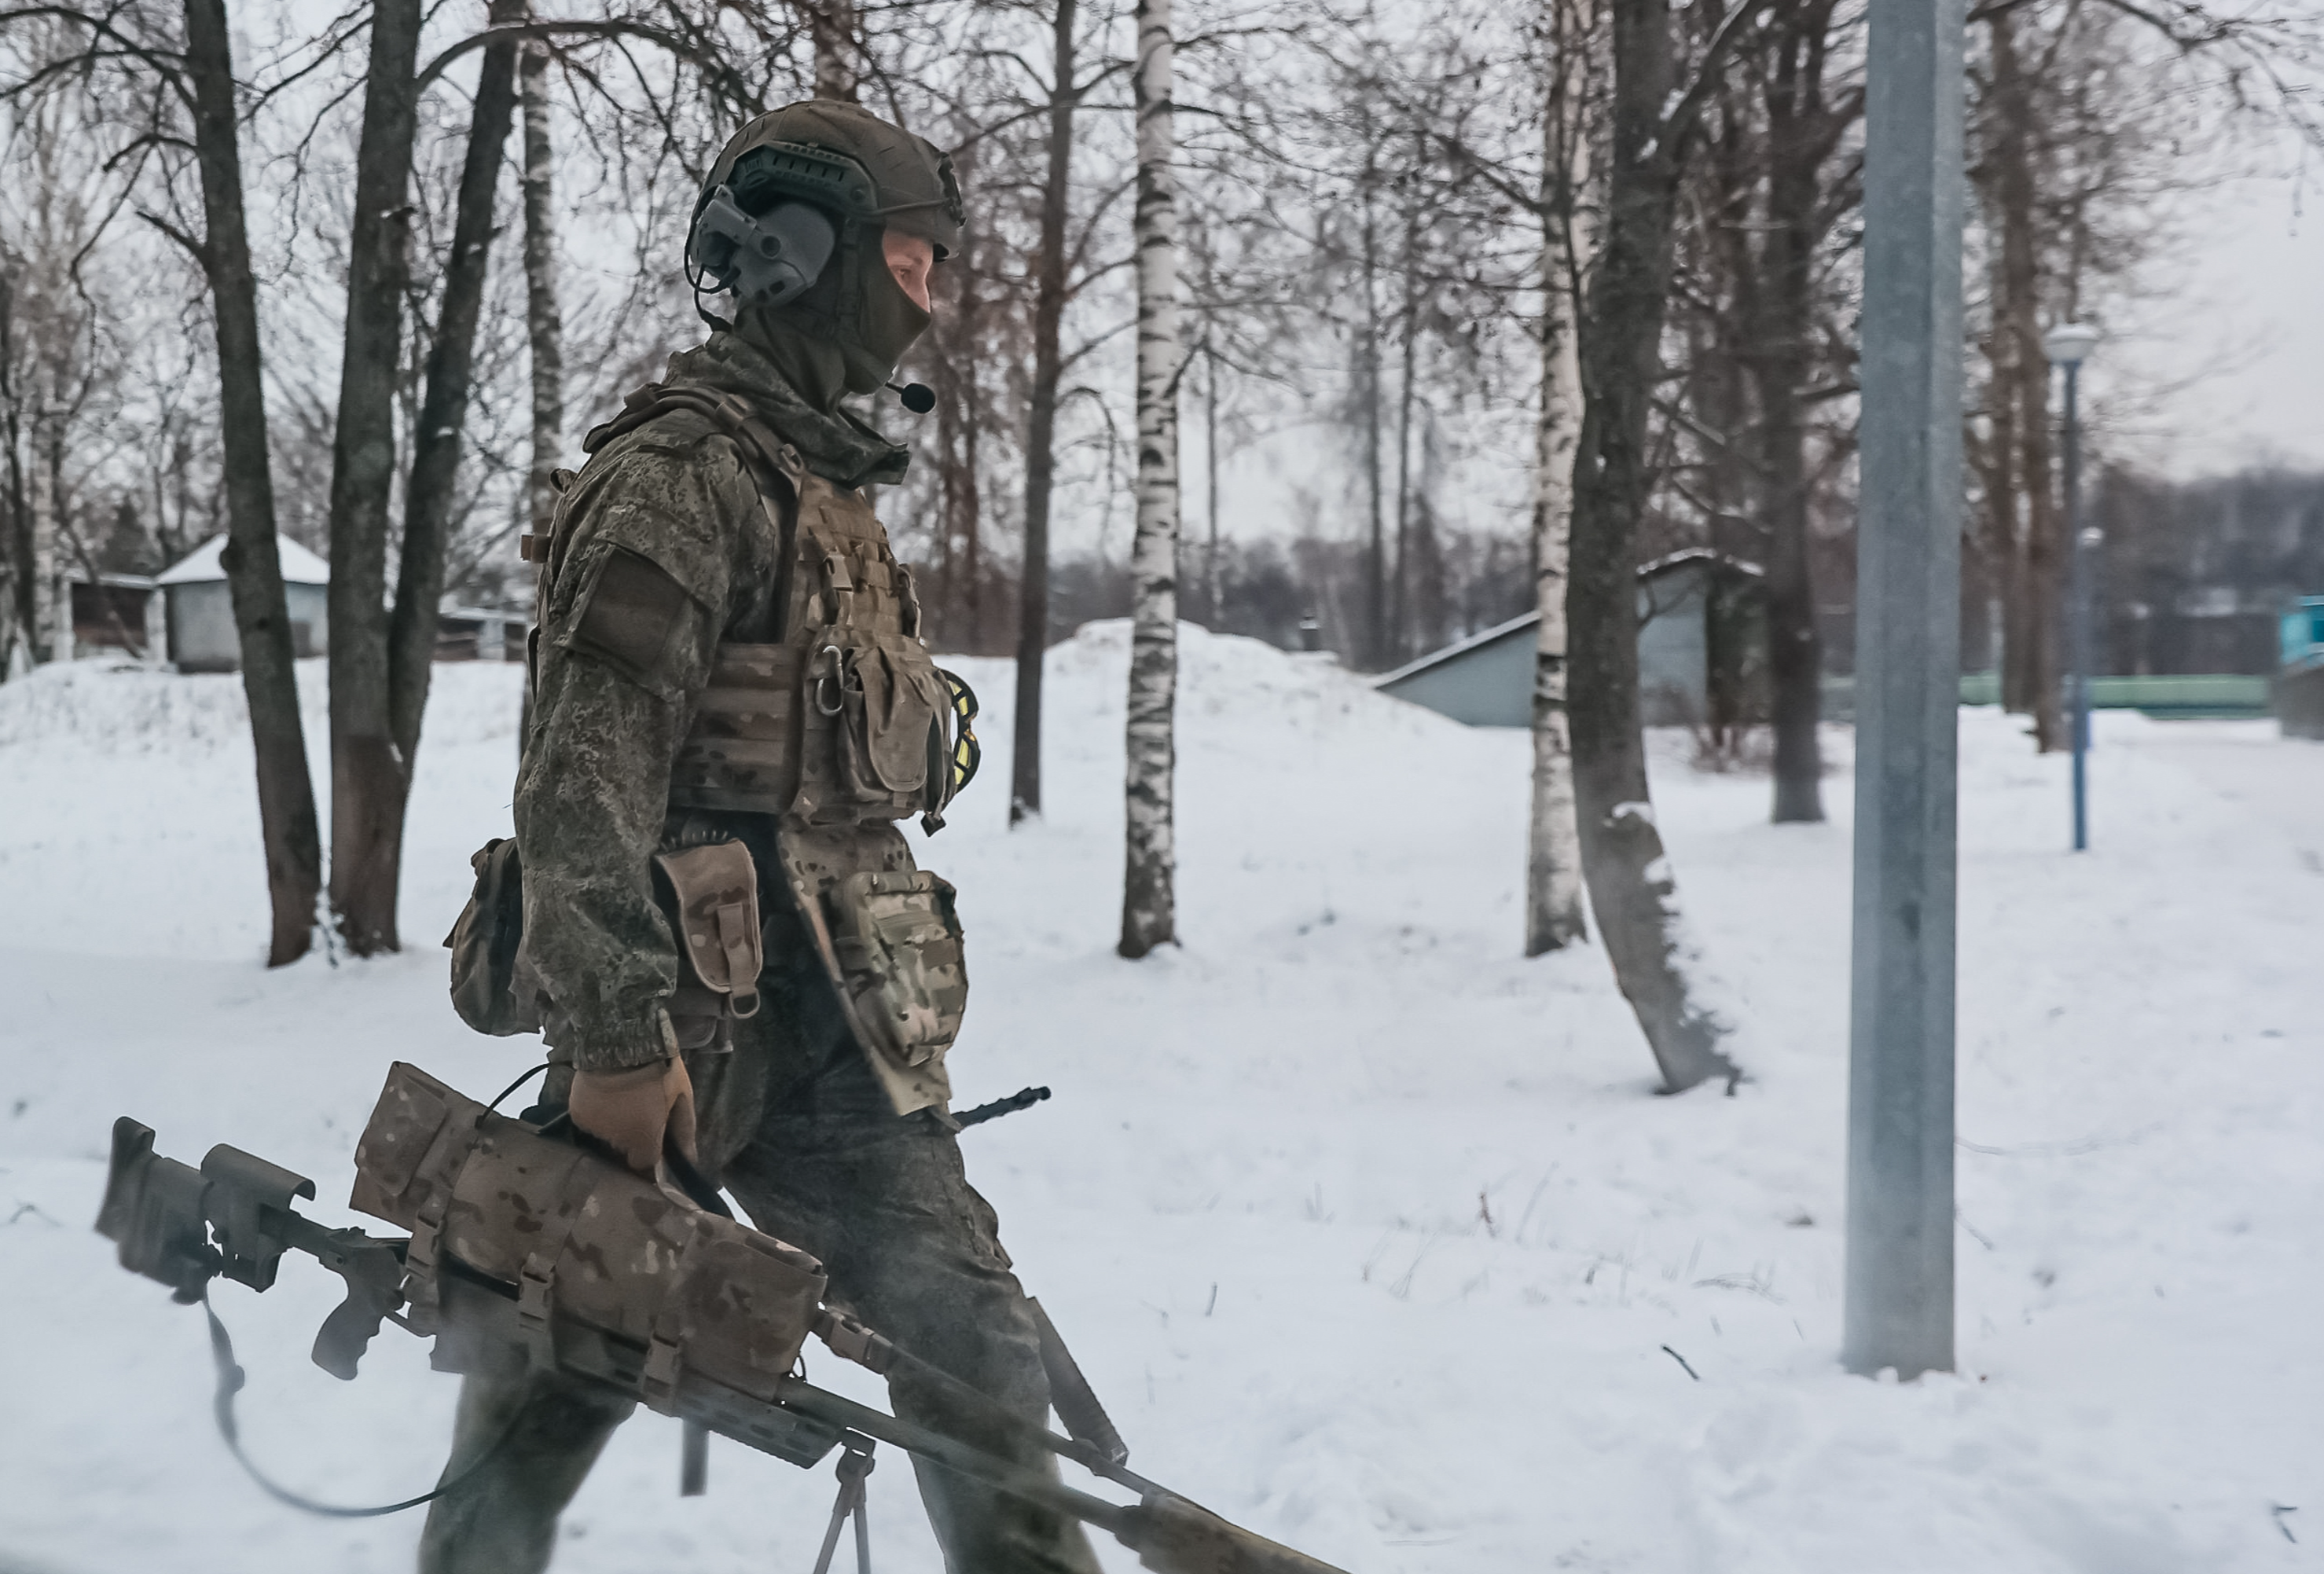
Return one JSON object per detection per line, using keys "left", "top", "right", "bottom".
{"left": 483, "top": 100, "right": 1099, "bottom": 1574}
{"left": 516, "top": 325, "right": 925, "bottom": 1077}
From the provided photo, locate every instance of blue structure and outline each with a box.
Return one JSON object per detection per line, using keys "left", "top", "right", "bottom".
{"left": 2280, "top": 597, "right": 2324, "bottom": 672}
{"left": 2279, "top": 596, "right": 2324, "bottom": 739}
{"left": 1375, "top": 551, "right": 1764, "bottom": 728}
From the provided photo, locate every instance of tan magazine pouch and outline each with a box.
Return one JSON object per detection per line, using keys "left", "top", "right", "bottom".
{"left": 652, "top": 841, "right": 763, "bottom": 1050}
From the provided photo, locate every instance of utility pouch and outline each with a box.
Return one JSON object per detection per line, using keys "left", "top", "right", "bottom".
{"left": 826, "top": 869, "right": 967, "bottom": 1073}
{"left": 832, "top": 640, "right": 947, "bottom": 802}
{"left": 445, "top": 838, "right": 540, "bottom": 1037}
{"left": 774, "top": 838, "right": 963, "bottom": 1116}
{"left": 652, "top": 840, "right": 764, "bottom": 1052}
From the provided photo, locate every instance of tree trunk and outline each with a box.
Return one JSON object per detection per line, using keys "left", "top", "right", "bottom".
{"left": 28, "top": 409, "right": 59, "bottom": 661}
{"left": 1525, "top": 13, "right": 1592, "bottom": 958}
{"left": 324, "top": 0, "right": 424, "bottom": 956}
{"left": 1757, "top": 4, "right": 1834, "bottom": 822}
{"left": 387, "top": 12, "right": 520, "bottom": 818}
{"left": 1011, "top": 0, "right": 1078, "bottom": 824}
{"left": 2014, "top": 301, "right": 2062, "bottom": 751}
{"left": 1970, "top": 152, "right": 2025, "bottom": 712}
{"left": 811, "top": 0, "right": 861, "bottom": 102}
{"left": 1356, "top": 168, "right": 1386, "bottom": 670}
{"left": 1988, "top": 9, "right": 2058, "bottom": 743}
{"left": 1568, "top": 0, "right": 1739, "bottom": 1092}
{"left": 930, "top": 160, "right": 983, "bottom": 650}
{"left": 520, "top": 29, "right": 564, "bottom": 545}
{"left": 0, "top": 276, "right": 34, "bottom": 673}
{"left": 182, "top": 0, "right": 324, "bottom": 966}
{"left": 1390, "top": 160, "right": 1421, "bottom": 668}
{"left": 1120, "top": 0, "right": 1182, "bottom": 959}
{"left": 1205, "top": 344, "right": 1221, "bottom": 626}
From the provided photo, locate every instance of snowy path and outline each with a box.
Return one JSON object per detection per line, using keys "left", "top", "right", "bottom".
{"left": 1, "top": 631, "right": 2318, "bottom": 1573}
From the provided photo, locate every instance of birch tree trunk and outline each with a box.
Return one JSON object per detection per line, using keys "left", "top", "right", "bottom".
{"left": 1010, "top": 0, "right": 1078, "bottom": 824}
{"left": 182, "top": 0, "right": 324, "bottom": 965}
{"left": 1119, "top": 0, "right": 1182, "bottom": 959}
{"left": 1567, "top": 0, "right": 1741, "bottom": 1092}
{"left": 520, "top": 30, "right": 564, "bottom": 545}
{"left": 1525, "top": 15, "right": 1592, "bottom": 957}
{"left": 324, "top": 0, "right": 424, "bottom": 956}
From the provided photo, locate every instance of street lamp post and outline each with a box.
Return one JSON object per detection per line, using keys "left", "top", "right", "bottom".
{"left": 2044, "top": 322, "right": 2101, "bottom": 852}
{"left": 1845, "top": 0, "right": 1966, "bottom": 1382}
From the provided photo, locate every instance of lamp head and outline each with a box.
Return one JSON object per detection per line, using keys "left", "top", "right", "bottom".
{"left": 2043, "top": 321, "right": 2102, "bottom": 366}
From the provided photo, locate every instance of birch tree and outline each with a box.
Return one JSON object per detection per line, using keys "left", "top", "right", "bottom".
{"left": 1524, "top": 0, "right": 1594, "bottom": 956}
{"left": 1120, "top": 0, "right": 1183, "bottom": 958}
{"left": 519, "top": 30, "right": 563, "bottom": 545}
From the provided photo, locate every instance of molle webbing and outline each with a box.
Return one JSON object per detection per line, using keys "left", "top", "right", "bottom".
{"left": 564, "top": 379, "right": 951, "bottom": 827}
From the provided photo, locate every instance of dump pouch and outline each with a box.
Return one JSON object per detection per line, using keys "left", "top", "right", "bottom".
{"left": 826, "top": 869, "right": 967, "bottom": 1071}
{"left": 774, "top": 831, "right": 960, "bottom": 1116}
{"left": 445, "top": 838, "right": 540, "bottom": 1037}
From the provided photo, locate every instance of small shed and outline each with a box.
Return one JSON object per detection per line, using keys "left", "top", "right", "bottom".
{"left": 436, "top": 603, "right": 528, "bottom": 663}
{"left": 70, "top": 572, "right": 163, "bottom": 659}
{"left": 156, "top": 534, "right": 329, "bottom": 673}
{"left": 1375, "top": 549, "right": 1768, "bottom": 728}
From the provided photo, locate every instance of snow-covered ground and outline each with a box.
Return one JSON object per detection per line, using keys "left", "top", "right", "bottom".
{"left": 1, "top": 627, "right": 2318, "bottom": 1573}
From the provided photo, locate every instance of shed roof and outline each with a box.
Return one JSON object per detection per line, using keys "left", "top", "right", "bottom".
{"left": 1372, "top": 550, "right": 1768, "bottom": 693}
{"left": 157, "top": 533, "right": 329, "bottom": 587}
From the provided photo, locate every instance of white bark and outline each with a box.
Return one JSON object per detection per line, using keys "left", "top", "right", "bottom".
{"left": 1119, "top": 0, "right": 1181, "bottom": 959}
{"left": 518, "top": 33, "right": 564, "bottom": 541}
{"left": 1525, "top": 26, "right": 1595, "bottom": 956}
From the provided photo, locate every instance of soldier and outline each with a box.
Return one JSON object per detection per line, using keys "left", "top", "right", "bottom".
{"left": 421, "top": 101, "right": 1102, "bottom": 1574}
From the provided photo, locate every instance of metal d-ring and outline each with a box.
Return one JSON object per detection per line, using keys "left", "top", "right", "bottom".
{"left": 815, "top": 644, "right": 847, "bottom": 717}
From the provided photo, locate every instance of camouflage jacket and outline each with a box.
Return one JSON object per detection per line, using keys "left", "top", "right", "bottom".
{"left": 513, "top": 328, "right": 908, "bottom": 1075}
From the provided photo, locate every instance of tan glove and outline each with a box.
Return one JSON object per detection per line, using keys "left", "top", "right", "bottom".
{"left": 568, "top": 1055, "right": 697, "bottom": 1176}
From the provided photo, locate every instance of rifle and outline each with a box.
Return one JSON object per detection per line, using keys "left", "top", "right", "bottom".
{"left": 95, "top": 1062, "right": 1347, "bottom": 1574}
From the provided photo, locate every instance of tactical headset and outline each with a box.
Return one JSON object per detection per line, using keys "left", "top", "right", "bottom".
{"left": 685, "top": 137, "right": 956, "bottom": 312}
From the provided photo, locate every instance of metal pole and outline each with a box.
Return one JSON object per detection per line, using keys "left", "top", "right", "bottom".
{"left": 2063, "top": 360, "right": 2090, "bottom": 852}
{"left": 1845, "top": 0, "right": 1964, "bottom": 1381}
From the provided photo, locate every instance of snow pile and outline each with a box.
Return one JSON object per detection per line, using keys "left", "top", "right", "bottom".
{"left": 2, "top": 625, "right": 2321, "bottom": 1572}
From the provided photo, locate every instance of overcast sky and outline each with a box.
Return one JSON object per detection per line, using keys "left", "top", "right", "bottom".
{"left": 2109, "top": 151, "right": 2322, "bottom": 480}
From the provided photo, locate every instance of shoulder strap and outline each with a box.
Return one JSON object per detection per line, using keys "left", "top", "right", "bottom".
{"left": 575, "top": 381, "right": 813, "bottom": 640}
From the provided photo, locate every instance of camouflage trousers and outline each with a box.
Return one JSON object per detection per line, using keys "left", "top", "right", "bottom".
{"left": 414, "top": 1023, "right": 1101, "bottom": 1574}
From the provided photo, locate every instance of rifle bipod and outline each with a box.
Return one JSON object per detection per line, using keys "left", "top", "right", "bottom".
{"left": 810, "top": 1441, "right": 876, "bottom": 1574}
{"left": 95, "top": 1065, "right": 1355, "bottom": 1574}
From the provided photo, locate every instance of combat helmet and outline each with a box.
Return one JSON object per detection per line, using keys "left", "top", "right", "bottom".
{"left": 687, "top": 101, "right": 964, "bottom": 394}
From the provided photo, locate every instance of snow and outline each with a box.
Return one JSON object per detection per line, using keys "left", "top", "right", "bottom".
{"left": 2, "top": 629, "right": 2321, "bottom": 1572}
{"left": 153, "top": 533, "right": 332, "bottom": 586}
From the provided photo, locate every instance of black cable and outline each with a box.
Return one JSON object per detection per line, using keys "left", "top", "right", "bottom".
{"left": 484, "top": 1062, "right": 549, "bottom": 1114}
{"left": 202, "top": 1290, "right": 520, "bottom": 1519}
